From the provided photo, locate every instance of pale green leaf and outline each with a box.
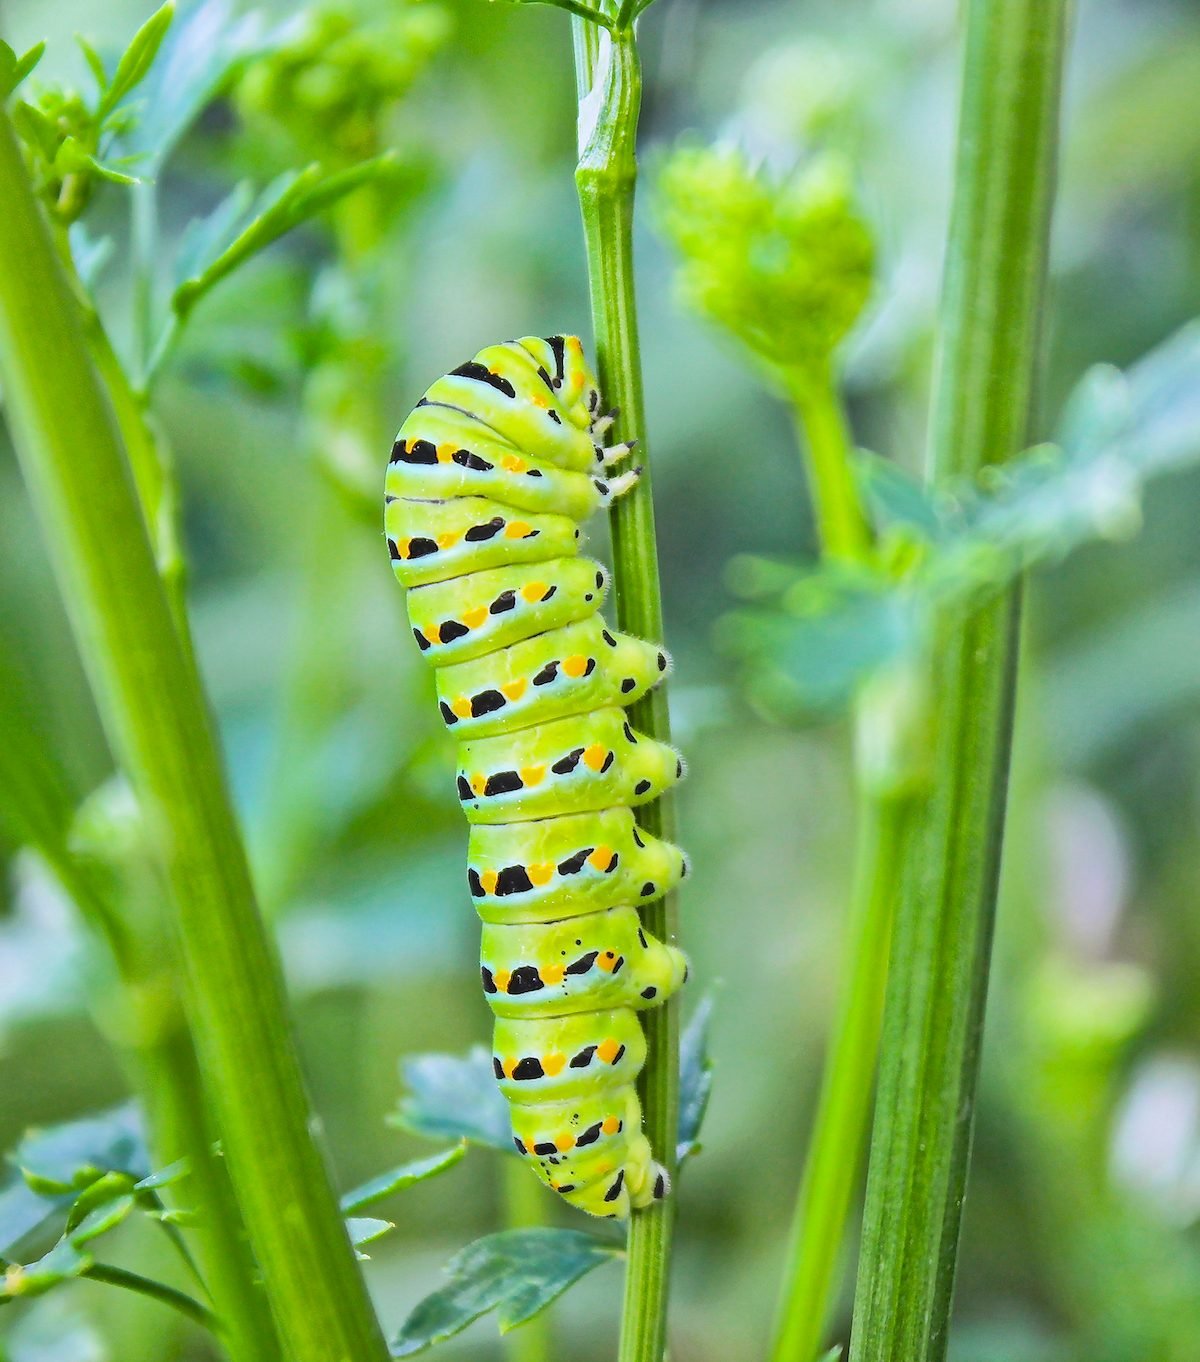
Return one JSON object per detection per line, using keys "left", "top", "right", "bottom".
{"left": 340, "top": 1144, "right": 466, "bottom": 1215}
{"left": 2, "top": 1238, "right": 91, "bottom": 1299}
{"left": 68, "top": 1195, "right": 135, "bottom": 1246}
{"left": 11, "top": 101, "right": 59, "bottom": 162}
{"left": 0, "top": 40, "right": 45, "bottom": 98}
{"left": 346, "top": 1216, "right": 394, "bottom": 1251}
{"left": 52, "top": 138, "right": 141, "bottom": 187}
{"left": 64, "top": 1173, "right": 135, "bottom": 1234}
{"left": 96, "top": 2, "right": 175, "bottom": 120}
{"left": 677, "top": 994, "right": 715, "bottom": 1163}
{"left": 14, "top": 1104, "right": 148, "bottom": 1197}
{"left": 391, "top": 1046, "right": 513, "bottom": 1152}
{"left": 390, "top": 1229, "right": 620, "bottom": 1356}
{"left": 74, "top": 35, "right": 108, "bottom": 92}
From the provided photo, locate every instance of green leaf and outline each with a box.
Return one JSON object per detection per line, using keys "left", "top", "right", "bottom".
{"left": 346, "top": 1217, "right": 394, "bottom": 1251}
{"left": 339, "top": 1144, "right": 466, "bottom": 1215}
{"left": 171, "top": 155, "right": 398, "bottom": 318}
{"left": 96, "top": 2, "right": 175, "bottom": 121}
{"left": 134, "top": 1157, "right": 190, "bottom": 1192}
{"left": 0, "top": 1179, "right": 70, "bottom": 1262}
{"left": 68, "top": 1195, "right": 135, "bottom": 1246}
{"left": 171, "top": 180, "right": 256, "bottom": 291}
{"left": 391, "top": 1047, "right": 513, "bottom": 1152}
{"left": 52, "top": 138, "right": 141, "bottom": 187}
{"left": 11, "top": 101, "right": 59, "bottom": 162}
{"left": 855, "top": 452, "right": 946, "bottom": 542}
{"left": 0, "top": 40, "right": 45, "bottom": 98}
{"left": 2, "top": 1237, "right": 91, "bottom": 1299}
{"left": 118, "top": 0, "right": 270, "bottom": 169}
{"left": 64, "top": 1173, "right": 135, "bottom": 1234}
{"left": 75, "top": 35, "right": 109, "bottom": 93}
{"left": 13, "top": 1104, "right": 148, "bottom": 1197}
{"left": 390, "top": 1229, "right": 620, "bottom": 1356}
{"left": 677, "top": 994, "right": 715, "bottom": 1163}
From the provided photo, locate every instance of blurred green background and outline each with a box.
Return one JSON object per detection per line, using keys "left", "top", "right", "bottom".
{"left": 3, "top": 0, "right": 1200, "bottom": 1358}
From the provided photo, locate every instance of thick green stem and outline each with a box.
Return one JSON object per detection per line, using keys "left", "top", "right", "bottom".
{"left": 0, "top": 108, "right": 389, "bottom": 1362}
{"left": 572, "top": 21, "right": 681, "bottom": 1362}
{"left": 848, "top": 4, "right": 1067, "bottom": 1360}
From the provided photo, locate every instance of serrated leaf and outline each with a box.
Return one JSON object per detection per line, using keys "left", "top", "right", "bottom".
{"left": 678, "top": 994, "right": 715, "bottom": 1163}
{"left": 171, "top": 180, "right": 256, "bottom": 292}
{"left": 118, "top": 0, "right": 270, "bottom": 168}
{"left": 64, "top": 1174, "right": 135, "bottom": 1235}
{"left": 391, "top": 1047, "right": 513, "bottom": 1152}
{"left": 68, "top": 1195, "right": 134, "bottom": 1246}
{"left": 96, "top": 2, "right": 175, "bottom": 121}
{"left": 2, "top": 1237, "right": 91, "bottom": 1299}
{"left": 0, "top": 40, "right": 45, "bottom": 97}
{"left": 390, "top": 1229, "right": 620, "bottom": 1356}
{"left": 346, "top": 1216, "right": 394, "bottom": 1252}
{"left": 340, "top": 1144, "right": 466, "bottom": 1215}
{"left": 13, "top": 1104, "right": 148, "bottom": 1197}
{"left": 171, "top": 155, "right": 398, "bottom": 318}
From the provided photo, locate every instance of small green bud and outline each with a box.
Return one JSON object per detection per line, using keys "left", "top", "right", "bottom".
{"left": 656, "top": 143, "right": 875, "bottom": 389}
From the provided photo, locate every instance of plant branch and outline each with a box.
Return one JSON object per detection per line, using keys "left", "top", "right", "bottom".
{"left": 83, "top": 1263, "right": 218, "bottom": 1332}
{"left": 787, "top": 371, "right": 871, "bottom": 565}
{"left": 572, "top": 21, "right": 681, "bottom": 1362}
{"left": 848, "top": 3, "right": 1068, "bottom": 1359}
{"left": 0, "top": 106, "right": 389, "bottom": 1362}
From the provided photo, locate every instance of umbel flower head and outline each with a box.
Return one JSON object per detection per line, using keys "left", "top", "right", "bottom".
{"left": 656, "top": 143, "right": 874, "bottom": 390}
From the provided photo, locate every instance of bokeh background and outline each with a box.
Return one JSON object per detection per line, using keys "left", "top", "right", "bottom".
{"left": 3, "top": 0, "right": 1200, "bottom": 1358}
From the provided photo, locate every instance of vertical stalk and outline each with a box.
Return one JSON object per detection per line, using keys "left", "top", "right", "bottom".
{"left": 572, "top": 19, "right": 682, "bottom": 1362}
{"left": 848, "top": 4, "right": 1067, "bottom": 1360}
{"left": 0, "top": 108, "right": 390, "bottom": 1362}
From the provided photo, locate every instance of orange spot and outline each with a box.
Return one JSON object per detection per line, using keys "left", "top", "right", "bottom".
{"left": 520, "top": 765, "right": 546, "bottom": 787}
{"left": 436, "top": 532, "right": 461, "bottom": 550}
{"left": 562, "top": 654, "right": 589, "bottom": 678}
{"left": 530, "top": 393, "right": 548, "bottom": 409}
{"left": 542, "top": 1053, "right": 566, "bottom": 1077}
{"left": 504, "top": 520, "right": 533, "bottom": 539}
{"left": 479, "top": 870, "right": 499, "bottom": 895}
{"left": 583, "top": 744, "right": 609, "bottom": 772}
{"left": 460, "top": 605, "right": 488, "bottom": 629}
{"left": 501, "top": 679, "right": 527, "bottom": 701}
{"left": 527, "top": 862, "right": 554, "bottom": 886}
{"left": 502, "top": 1056, "right": 518, "bottom": 1079}
{"left": 520, "top": 581, "right": 548, "bottom": 603}
{"left": 470, "top": 774, "right": 487, "bottom": 797}
{"left": 587, "top": 845, "right": 615, "bottom": 872}
{"left": 601, "top": 1115, "right": 620, "bottom": 1137}
{"left": 596, "top": 950, "right": 617, "bottom": 973}
{"left": 501, "top": 454, "right": 526, "bottom": 472}
{"left": 541, "top": 962, "right": 565, "bottom": 985}
{"left": 451, "top": 698, "right": 472, "bottom": 719}
{"left": 596, "top": 1038, "right": 620, "bottom": 1064}
{"left": 426, "top": 623, "right": 443, "bottom": 645}
{"left": 494, "top": 969, "right": 512, "bottom": 993}
{"left": 397, "top": 539, "right": 412, "bottom": 559}
{"left": 554, "top": 1131, "right": 574, "bottom": 1152}
{"left": 436, "top": 444, "right": 454, "bottom": 463}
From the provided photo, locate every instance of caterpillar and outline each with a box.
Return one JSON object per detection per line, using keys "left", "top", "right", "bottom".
{"left": 385, "top": 336, "right": 689, "bottom": 1218}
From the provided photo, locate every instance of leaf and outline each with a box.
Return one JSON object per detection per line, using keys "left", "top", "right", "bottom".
{"left": 13, "top": 1104, "right": 148, "bottom": 1197}
{"left": 677, "top": 994, "right": 715, "bottom": 1163}
{"left": 0, "top": 1180, "right": 70, "bottom": 1262}
{"left": 390, "top": 1229, "right": 620, "bottom": 1356}
{"left": 64, "top": 1173, "right": 135, "bottom": 1234}
{"left": 340, "top": 1144, "right": 466, "bottom": 1214}
{"left": 134, "top": 1157, "right": 190, "bottom": 1193}
{"left": 11, "top": 101, "right": 59, "bottom": 162}
{"left": 75, "top": 35, "right": 108, "bottom": 92}
{"left": 96, "top": 2, "right": 175, "bottom": 121}
{"left": 171, "top": 155, "right": 399, "bottom": 319}
{"left": 346, "top": 1216, "right": 394, "bottom": 1253}
{"left": 0, "top": 40, "right": 45, "bottom": 97}
{"left": 855, "top": 451, "right": 947, "bottom": 542}
{"left": 171, "top": 180, "right": 256, "bottom": 292}
{"left": 2, "top": 1238, "right": 91, "bottom": 1299}
{"left": 67, "top": 1195, "right": 135, "bottom": 1246}
{"left": 53, "top": 138, "right": 142, "bottom": 187}
{"left": 391, "top": 1047, "right": 513, "bottom": 1152}
{"left": 118, "top": 0, "right": 270, "bottom": 169}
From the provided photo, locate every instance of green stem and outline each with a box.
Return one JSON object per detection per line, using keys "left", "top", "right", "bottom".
{"left": 502, "top": 1158, "right": 552, "bottom": 1362}
{"left": 83, "top": 1263, "right": 218, "bottom": 1332}
{"left": 768, "top": 786, "right": 910, "bottom": 1362}
{"left": 572, "top": 21, "right": 681, "bottom": 1362}
{"left": 848, "top": 4, "right": 1067, "bottom": 1360}
{"left": 0, "top": 108, "right": 389, "bottom": 1362}
{"left": 787, "top": 372, "right": 871, "bottom": 565}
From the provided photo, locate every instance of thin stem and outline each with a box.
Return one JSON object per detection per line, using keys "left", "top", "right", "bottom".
{"left": 83, "top": 1263, "right": 218, "bottom": 1332}
{"left": 848, "top": 4, "right": 1067, "bottom": 1360}
{"left": 572, "top": 22, "right": 681, "bottom": 1362}
{"left": 787, "top": 372, "right": 871, "bottom": 565}
{"left": 0, "top": 107, "right": 390, "bottom": 1362}
{"left": 502, "top": 1158, "right": 552, "bottom": 1362}
{"left": 768, "top": 789, "right": 910, "bottom": 1362}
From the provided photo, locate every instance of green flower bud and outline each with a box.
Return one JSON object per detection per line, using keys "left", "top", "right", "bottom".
{"left": 656, "top": 143, "right": 875, "bottom": 389}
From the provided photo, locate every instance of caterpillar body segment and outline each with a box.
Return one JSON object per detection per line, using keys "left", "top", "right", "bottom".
{"left": 386, "top": 335, "right": 688, "bottom": 1217}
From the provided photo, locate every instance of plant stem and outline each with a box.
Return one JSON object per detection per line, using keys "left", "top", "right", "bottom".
{"left": 0, "top": 108, "right": 389, "bottom": 1362}
{"left": 848, "top": 4, "right": 1067, "bottom": 1360}
{"left": 501, "top": 1158, "right": 552, "bottom": 1362}
{"left": 83, "top": 1263, "right": 219, "bottom": 1331}
{"left": 572, "top": 19, "right": 681, "bottom": 1362}
{"left": 787, "top": 372, "right": 871, "bottom": 565}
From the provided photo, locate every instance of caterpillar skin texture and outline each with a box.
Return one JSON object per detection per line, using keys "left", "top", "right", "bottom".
{"left": 386, "top": 336, "right": 688, "bottom": 1218}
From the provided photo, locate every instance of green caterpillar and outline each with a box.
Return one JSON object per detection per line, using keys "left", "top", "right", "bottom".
{"left": 385, "top": 336, "right": 688, "bottom": 1218}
